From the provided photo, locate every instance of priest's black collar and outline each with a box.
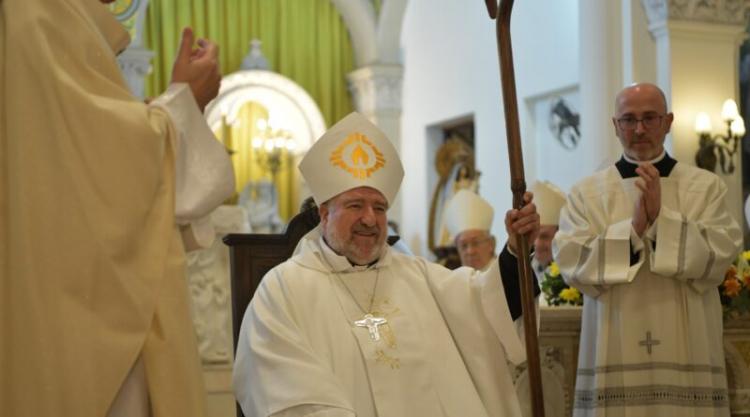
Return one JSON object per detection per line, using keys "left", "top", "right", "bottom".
{"left": 615, "top": 151, "right": 676, "bottom": 179}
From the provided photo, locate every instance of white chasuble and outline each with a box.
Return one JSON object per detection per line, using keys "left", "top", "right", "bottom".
{"left": 234, "top": 231, "right": 528, "bottom": 417}
{"left": 553, "top": 157, "right": 742, "bottom": 417}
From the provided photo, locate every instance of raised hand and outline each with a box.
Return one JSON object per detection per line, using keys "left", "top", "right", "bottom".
{"left": 170, "top": 27, "right": 221, "bottom": 112}
{"left": 632, "top": 162, "right": 661, "bottom": 236}
{"left": 504, "top": 191, "right": 540, "bottom": 255}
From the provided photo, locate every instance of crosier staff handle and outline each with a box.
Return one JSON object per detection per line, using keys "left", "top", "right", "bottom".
{"left": 485, "top": 1, "right": 545, "bottom": 416}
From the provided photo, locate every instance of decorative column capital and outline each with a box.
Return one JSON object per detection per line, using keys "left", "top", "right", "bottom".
{"left": 110, "top": 0, "right": 153, "bottom": 98}
{"left": 347, "top": 65, "right": 403, "bottom": 118}
{"left": 109, "top": 0, "right": 151, "bottom": 48}
{"left": 117, "top": 47, "right": 154, "bottom": 99}
{"left": 641, "top": 0, "right": 750, "bottom": 26}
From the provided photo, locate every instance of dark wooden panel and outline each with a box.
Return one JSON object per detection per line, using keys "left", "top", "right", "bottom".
{"left": 224, "top": 206, "right": 320, "bottom": 355}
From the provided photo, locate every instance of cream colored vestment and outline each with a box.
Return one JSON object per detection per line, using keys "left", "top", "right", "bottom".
{"left": 554, "top": 157, "right": 741, "bottom": 417}
{"left": 1, "top": 1, "right": 233, "bottom": 416}
{"left": 234, "top": 232, "right": 528, "bottom": 417}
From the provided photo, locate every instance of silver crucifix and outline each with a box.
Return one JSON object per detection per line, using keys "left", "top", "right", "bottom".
{"left": 354, "top": 313, "right": 387, "bottom": 342}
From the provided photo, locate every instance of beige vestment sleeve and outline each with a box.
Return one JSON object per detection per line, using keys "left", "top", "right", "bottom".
{"left": 647, "top": 176, "right": 741, "bottom": 293}
{"left": 553, "top": 185, "right": 646, "bottom": 298}
{"left": 270, "top": 405, "right": 355, "bottom": 417}
{"left": 150, "top": 83, "right": 235, "bottom": 251}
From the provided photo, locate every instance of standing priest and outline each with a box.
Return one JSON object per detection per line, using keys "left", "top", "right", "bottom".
{"left": 233, "top": 112, "right": 540, "bottom": 417}
{"left": 1, "top": 1, "right": 233, "bottom": 416}
{"left": 553, "top": 83, "right": 742, "bottom": 416}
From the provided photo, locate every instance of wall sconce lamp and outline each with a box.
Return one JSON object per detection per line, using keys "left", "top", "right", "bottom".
{"left": 694, "top": 99, "right": 746, "bottom": 174}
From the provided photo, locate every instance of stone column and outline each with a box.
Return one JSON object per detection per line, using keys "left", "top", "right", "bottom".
{"left": 111, "top": 0, "right": 154, "bottom": 99}
{"left": 579, "top": 0, "right": 625, "bottom": 172}
{"left": 117, "top": 48, "right": 155, "bottom": 100}
{"left": 622, "top": 0, "right": 659, "bottom": 85}
{"left": 642, "top": 0, "right": 748, "bottom": 226}
{"left": 348, "top": 65, "right": 405, "bottom": 224}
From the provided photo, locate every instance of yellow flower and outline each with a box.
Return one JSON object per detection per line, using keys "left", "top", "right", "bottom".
{"left": 723, "top": 278, "right": 742, "bottom": 297}
{"left": 742, "top": 250, "right": 750, "bottom": 262}
{"left": 560, "top": 287, "right": 581, "bottom": 302}
{"left": 548, "top": 262, "right": 560, "bottom": 277}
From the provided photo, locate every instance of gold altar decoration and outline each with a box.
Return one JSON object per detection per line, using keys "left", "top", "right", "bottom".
{"left": 427, "top": 137, "right": 479, "bottom": 269}
{"left": 217, "top": 101, "right": 299, "bottom": 221}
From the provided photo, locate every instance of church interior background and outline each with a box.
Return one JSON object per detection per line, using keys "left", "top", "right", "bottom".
{"left": 111, "top": 0, "right": 750, "bottom": 415}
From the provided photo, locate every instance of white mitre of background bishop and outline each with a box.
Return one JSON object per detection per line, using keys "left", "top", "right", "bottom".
{"left": 443, "top": 189, "right": 494, "bottom": 239}
{"left": 531, "top": 180, "right": 567, "bottom": 225}
{"left": 299, "top": 112, "right": 404, "bottom": 205}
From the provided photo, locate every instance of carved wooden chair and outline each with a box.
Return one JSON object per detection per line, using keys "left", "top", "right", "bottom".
{"left": 223, "top": 202, "right": 319, "bottom": 417}
{"left": 224, "top": 202, "right": 399, "bottom": 417}
{"left": 224, "top": 202, "right": 320, "bottom": 357}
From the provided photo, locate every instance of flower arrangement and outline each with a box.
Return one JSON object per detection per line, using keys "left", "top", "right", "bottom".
{"left": 540, "top": 251, "right": 750, "bottom": 313}
{"left": 719, "top": 250, "right": 750, "bottom": 319}
{"left": 540, "top": 261, "right": 583, "bottom": 306}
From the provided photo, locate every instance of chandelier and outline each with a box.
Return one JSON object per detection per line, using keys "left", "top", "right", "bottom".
{"left": 251, "top": 117, "right": 296, "bottom": 179}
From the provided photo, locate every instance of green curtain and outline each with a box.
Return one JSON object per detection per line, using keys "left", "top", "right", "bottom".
{"left": 372, "top": 0, "right": 381, "bottom": 16}
{"left": 144, "top": 0, "right": 355, "bottom": 127}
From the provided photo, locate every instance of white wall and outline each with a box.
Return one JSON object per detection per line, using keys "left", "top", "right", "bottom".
{"left": 665, "top": 22, "right": 747, "bottom": 226}
{"left": 400, "top": 0, "right": 579, "bottom": 256}
{"left": 519, "top": 1, "right": 583, "bottom": 191}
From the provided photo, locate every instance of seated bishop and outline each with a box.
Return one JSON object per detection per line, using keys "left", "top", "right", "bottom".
{"left": 233, "top": 112, "right": 541, "bottom": 417}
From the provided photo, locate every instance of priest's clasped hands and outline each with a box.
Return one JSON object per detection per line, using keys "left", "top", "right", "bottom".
{"left": 633, "top": 162, "right": 661, "bottom": 236}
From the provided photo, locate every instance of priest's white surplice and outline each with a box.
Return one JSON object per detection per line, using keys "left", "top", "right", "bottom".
{"left": 553, "top": 160, "right": 742, "bottom": 417}
{"left": 234, "top": 230, "right": 528, "bottom": 417}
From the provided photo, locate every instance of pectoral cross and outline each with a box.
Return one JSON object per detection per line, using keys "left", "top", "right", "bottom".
{"left": 638, "top": 331, "right": 661, "bottom": 354}
{"left": 354, "top": 314, "right": 387, "bottom": 342}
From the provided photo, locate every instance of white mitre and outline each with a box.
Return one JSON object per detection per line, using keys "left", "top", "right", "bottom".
{"left": 531, "top": 180, "right": 566, "bottom": 225}
{"left": 299, "top": 112, "right": 404, "bottom": 205}
{"left": 443, "top": 189, "right": 494, "bottom": 240}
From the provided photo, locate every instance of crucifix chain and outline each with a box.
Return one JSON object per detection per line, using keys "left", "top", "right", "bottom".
{"left": 335, "top": 268, "right": 387, "bottom": 342}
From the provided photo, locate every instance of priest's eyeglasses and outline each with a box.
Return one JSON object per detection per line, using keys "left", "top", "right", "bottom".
{"left": 616, "top": 114, "right": 665, "bottom": 131}
{"left": 457, "top": 237, "right": 493, "bottom": 252}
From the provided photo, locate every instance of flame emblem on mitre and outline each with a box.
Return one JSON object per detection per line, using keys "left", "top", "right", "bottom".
{"left": 330, "top": 132, "right": 385, "bottom": 179}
